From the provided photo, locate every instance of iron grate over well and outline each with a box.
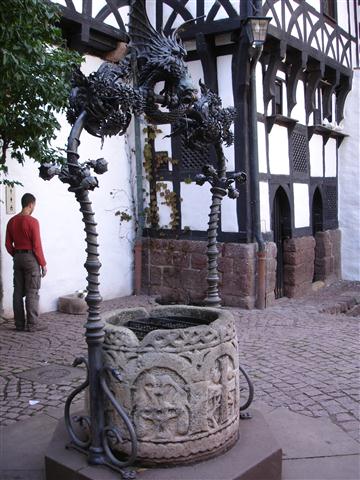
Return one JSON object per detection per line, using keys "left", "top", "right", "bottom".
{"left": 125, "top": 315, "right": 206, "bottom": 340}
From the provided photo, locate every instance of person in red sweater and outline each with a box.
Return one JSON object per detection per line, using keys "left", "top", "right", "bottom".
{"left": 5, "top": 193, "right": 47, "bottom": 332}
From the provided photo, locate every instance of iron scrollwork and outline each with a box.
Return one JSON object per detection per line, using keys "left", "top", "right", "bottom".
{"left": 100, "top": 367, "right": 137, "bottom": 473}
{"left": 64, "top": 357, "right": 91, "bottom": 449}
{"left": 239, "top": 365, "right": 254, "bottom": 419}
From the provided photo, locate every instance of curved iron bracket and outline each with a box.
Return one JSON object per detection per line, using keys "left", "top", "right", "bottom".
{"left": 64, "top": 357, "right": 91, "bottom": 448}
{"left": 100, "top": 367, "right": 138, "bottom": 470}
{"left": 239, "top": 364, "right": 254, "bottom": 419}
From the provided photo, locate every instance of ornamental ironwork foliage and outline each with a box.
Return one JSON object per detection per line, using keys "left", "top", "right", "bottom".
{"left": 51, "top": 0, "right": 239, "bottom": 195}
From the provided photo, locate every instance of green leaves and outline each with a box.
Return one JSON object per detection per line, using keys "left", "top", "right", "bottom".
{"left": 0, "top": 0, "right": 82, "bottom": 170}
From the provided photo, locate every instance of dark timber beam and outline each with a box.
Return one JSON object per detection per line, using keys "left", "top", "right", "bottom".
{"left": 232, "top": 29, "right": 252, "bottom": 241}
{"left": 336, "top": 74, "right": 352, "bottom": 123}
{"left": 322, "top": 68, "right": 340, "bottom": 120}
{"left": 305, "top": 60, "right": 324, "bottom": 123}
{"left": 196, "top": 33, "right": 218, "bottom": 93}
{"left": 287, "top": 50, "right": 307, "bottom": 116}
{"left": 263, "top": 41, "right": 286, "bottom": 110}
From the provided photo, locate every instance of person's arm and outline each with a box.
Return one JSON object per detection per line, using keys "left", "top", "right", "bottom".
{"left": 31, "top": 218, "right": 47, "bottom": 273}
{"left": 5, "top": 221, "right": 15, "bottom": 256}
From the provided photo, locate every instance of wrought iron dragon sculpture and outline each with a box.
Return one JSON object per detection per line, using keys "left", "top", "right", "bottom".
{"left": 39, "top": 0, "right": 249, "bottom": 477}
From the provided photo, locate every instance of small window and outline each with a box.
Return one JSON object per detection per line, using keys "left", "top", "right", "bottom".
{"left": 272, "top": 78, "right": 283, "bottom": 115}
{"left": 313, "top": 87, "right": 322, "bottom": 125}
{"left": 323, "top": 0, "right": 337, "bottom": 21}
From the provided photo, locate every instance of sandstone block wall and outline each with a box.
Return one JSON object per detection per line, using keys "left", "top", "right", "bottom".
{"left": 314, "top": 229, "right": 341, "bottom": 282}
{"left": 283, "top": 236, "right": 316, "bottom": 298}
{"left": 141, "top": 232, "right": 341, "bottom": 306}
{"left": 265, "top": 242, "right": 277, "bottom": 306}
{"left": 141, "top": 238, "right": 275, "bottom": 309}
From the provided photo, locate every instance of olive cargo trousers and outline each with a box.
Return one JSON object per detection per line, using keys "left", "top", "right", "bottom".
{"left": 13, "top": 252, "right": 41, "bottom": 330}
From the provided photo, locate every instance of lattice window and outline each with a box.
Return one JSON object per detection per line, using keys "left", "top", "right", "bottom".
{"left": 273, "top": 79, "right": 283, "bottom": 115}
{"left": 325, "top": 185, "right": 337, "bottom": 220}
{"left": 291, "top": 131, "right": 309, "bottom": 173}
{"left": 180, "top": 135, "right": 211, "bottom": 171}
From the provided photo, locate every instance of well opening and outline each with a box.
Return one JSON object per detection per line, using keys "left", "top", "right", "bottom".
{"left": 125, "top": 316, "right": 211, "bottom": 340}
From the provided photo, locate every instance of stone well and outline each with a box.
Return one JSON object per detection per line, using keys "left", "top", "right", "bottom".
{"left": 102, "top": 305, "right": 240, "bottom": 466}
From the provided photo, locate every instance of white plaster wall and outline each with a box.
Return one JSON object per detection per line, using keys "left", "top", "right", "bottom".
{"left": 155, "top": 124, "right": 172, "bottom": 156}
{"left": 204, "top": 0, "right": 239, "bottom": 19}
{"left": 180, "top": 182, "right": 212, "bottom": 231}
{"left": 268, "top": 125, "right": 290, "bottom": 175}
{"left": 339, "top": 69, "right": 360, "bottom": 280}
{"left": 186, "top": 60, "right": 204, "bottom": 87}
{"left": 348, "top": 0, "right": 357, "bottom": 37}
{"left": 156, "top": 181, "right": 173, "bottom": 228}
{"left": 217, "top": 55, "right": 233, "bottom": 108}
{"left": 337, "top": 2, "right": 349, "bottom": 32}
{"left": 256, "top": 63, "right": 264, "bottom": 115}
{"left": 324, "top": 138, "right": 337, "bottom": 177}
{"left": 291, "top": 80, "right": 306, "bottom": 124}
{"left": 258, "top": 121, "right": 268, "bottom": 173}
{"left": 259, "top": 182, "right": 271, "bottom": 233}
{"left": 281, "top": 80, "right": 288, "bottom": 116}
{"left": 154, "top": 123, "right": 173, "bottom": 171}
{"left": 0, "top": 55, "right": 135, "bottom": 317}
{"left": 217, "top": 55, "right": 235, "bottom": 171}
{"left": 293, "top": 183, "right": 310, "bottom": 228}
{"left": 162, "top": 4, "right": 183, "bottom": 29}
{"left": 305, "top": 0, "right": 320, "bottom": 11}
{"left": 309, "top": 134, "right": 324, "bottom": 177}
{"left": 221, "top": 196, "right": 238, "bottom": 232}
{"left": 276, "top": 72, "right": 286, "bottom": 103}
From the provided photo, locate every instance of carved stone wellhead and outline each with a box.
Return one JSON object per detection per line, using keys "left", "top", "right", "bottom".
{"left": 102, "top": 306, "right": 240, "bottom": 465}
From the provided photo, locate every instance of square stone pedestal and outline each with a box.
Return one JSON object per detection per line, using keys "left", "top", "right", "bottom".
{"left": 45, "top": 410, "right": 282, "bottom": 480}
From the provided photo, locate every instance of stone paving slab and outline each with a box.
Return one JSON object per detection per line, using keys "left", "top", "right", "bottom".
{"left": 282, "top": 455, "right": 360, "bottom": 480}
{"left": 45, "top": 409, "right": 282, "bottom": 480}
{"left": 0, "top": 413, "right": 56, "bottom": 480}
{"left": 264, "top": 407, "right": 359, "bottom": 458}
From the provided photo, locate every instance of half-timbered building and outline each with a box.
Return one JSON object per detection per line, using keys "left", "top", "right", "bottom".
{"left": 0, "top": 0, "right": 358, "bottom": 315}
{"left": 138, "top": 0, "right": 359, "bottom": 307}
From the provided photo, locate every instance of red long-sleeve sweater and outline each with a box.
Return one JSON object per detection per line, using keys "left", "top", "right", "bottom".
{"left": 5, "top": 214, "right": 47, "bottom": 267}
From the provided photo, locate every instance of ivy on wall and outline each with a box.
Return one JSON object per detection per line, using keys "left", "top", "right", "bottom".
{"left": 142, "top": 124, "right": 183, "bottom": 230}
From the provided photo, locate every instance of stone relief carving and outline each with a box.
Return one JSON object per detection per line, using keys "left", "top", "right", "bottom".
{"left": 132, "top": 368, "right": 190, "bottom": 440}
{"left": 102, "top": 306, "right": 240, "bottom": 464}
{"left": 208, "top": 355, "right": 237, "bottom": 428}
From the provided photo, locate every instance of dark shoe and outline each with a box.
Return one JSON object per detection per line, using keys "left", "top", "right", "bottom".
{"left": 26, "top": 325, "right": 48, "bottom": 332}
{"left": 15, "top": 326, "right": 25, "bottom": 331}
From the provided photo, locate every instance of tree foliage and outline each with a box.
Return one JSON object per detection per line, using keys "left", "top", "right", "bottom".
{"left": 0, "top": 0, "right": 82, "bottom": 175}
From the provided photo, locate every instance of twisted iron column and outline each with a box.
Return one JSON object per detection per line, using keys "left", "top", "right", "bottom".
{"left": 196, "top": 144, "right": 246, "bottom": 307}
{"left": 40, "top": 112, "right": 138, "bottom": 476}
{"left": 76, "top": 190, "right": 106, "bottom": 464}
{"left": 66, "top": 112, "right": 106, "bottom": 464}
{"left": 205, "top": 185, "right": 227, "bottom": 306}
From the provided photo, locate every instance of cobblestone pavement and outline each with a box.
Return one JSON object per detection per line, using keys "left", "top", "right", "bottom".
{"left": 233, "top": 281, "right": 360, "bottom": 444}
{"left": 1, "top": 282, "right": 359, "bottom": 446}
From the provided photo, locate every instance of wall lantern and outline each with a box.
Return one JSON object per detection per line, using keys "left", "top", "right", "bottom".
{"left": 245, "top": 17, "right": 271, "bottom": 46}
